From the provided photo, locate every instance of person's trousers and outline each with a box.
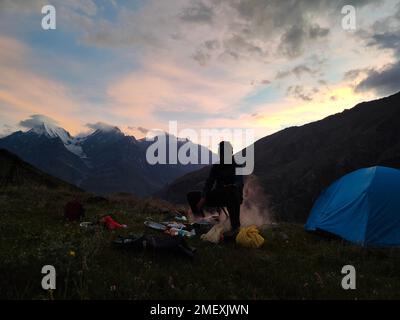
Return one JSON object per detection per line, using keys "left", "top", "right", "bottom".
{"left": 187, "top": 187, "right": 241, "bottom": 230}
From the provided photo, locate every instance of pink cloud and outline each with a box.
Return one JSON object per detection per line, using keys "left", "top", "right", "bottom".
{"left": 105, "top": 58, "right": 256, "bottom": 125}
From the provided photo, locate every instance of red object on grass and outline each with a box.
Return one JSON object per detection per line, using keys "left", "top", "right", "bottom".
{"left": 101, "top": 215, "right": 126, "bottom": 230}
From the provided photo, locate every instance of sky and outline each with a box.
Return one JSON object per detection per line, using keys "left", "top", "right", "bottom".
{"left": 1, "top": 0, "right": 400, "bottom": 151}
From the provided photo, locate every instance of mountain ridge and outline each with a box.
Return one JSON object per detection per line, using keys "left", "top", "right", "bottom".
{"left": 0, "top": 122, "right": 215, "bottom": 197}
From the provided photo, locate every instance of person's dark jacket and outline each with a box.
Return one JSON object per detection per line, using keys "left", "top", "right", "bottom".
{"left": 202, "top": 162, "right": 244, "bottom": 198}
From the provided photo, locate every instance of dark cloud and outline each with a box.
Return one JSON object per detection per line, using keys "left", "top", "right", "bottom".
{"left": 180, "top": 1, "right": 214, "bottom": 24}
{"left": 359, "top": 2, "right": 400, "bottom": 57}
{"left": 355, "top": 62, "right": 400, "bottom": 96}
{"left": 190, "top": 39, "right": 220, "bottom": 65}
{"left": 192, "top": 33, "right": 268, "bottom": 65}
{"left": 368, "top": 32, "right": 400, "bottom": 56}
{"left": 276, "top": 56, "right": 325, "bottom": 79}
{"left": 309, "top": 24, "right": 330, "bottom": 39}
{"left": 218, "top": 50, "right": 240, "bottom": 62}
{"left": 179, "top": 0, "right": 345, "bottom": 63}
{"left": 19, "top": 114, "right": 58, "bottom": 129}
{"left": 278, "top": 26, "right": 306, "bottom": 58}
{"left": 291, "top": 65, "right": 316, "bottom": 77}
{"left": 204, "top": 39, "right": 220, "bottom": 50}
{"left": 229, "top": 0, "right": 383, "bottom": 23}
{"left": 286, "top": 85, "right": 318, "bottom": 102}
{"left": 192, "top": 49, "right": 212, "bottom": 66}
{"left": 276, "top": 64, "right": 317, "bottom": 79}
{"left": 350, "top": 2, "right": 400, "bottom": 96}
{"left": 222, "top": 34, "right": 267, "bottom": 57}
{"left": 276, "top": 69, "right": 298, "bottom": 80}
{"left": 278, "top": 23, "right": 330, "bottom": 58}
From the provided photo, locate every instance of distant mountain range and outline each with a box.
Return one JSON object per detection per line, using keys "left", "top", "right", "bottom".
{"left": 158, "top": 91, "right": 400, "bottom": 223}
{"left": 0, "top": 122, "right": 215, "bottom": 196}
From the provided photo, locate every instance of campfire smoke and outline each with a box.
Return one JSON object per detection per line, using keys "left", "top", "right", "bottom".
{"left": 240, "top": 175, "right": 274, "bottom": 227}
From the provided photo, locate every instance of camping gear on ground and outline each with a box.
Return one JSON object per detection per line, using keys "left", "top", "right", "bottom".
{"left": 236, "top": 226, "right": 265, "bottom": 248}
{"left": 112, "top": 235, "right": 145, "bottom": 250}
{"left": 144, "top": 220, "right": 168, "bottom": 231}
{"left": 145, "top": 219, "right": 195, "bottom": 237}
{"left": 200, "top": 218, "right": 231, "bottom": 244}
{"left": 79, "top": 221, "right": 97, "bottom": 231}
{"left": 80, "top": 222, "right": 93, "bottom": 228}
{"left": 163, "top": 210, "right": 188, "bottom": 222}
{"left": 164, "top": 222, "right": 188, "bottom": 230}
{"left": 165, "top": 227, "right": 196, "bottom": 238}
{"left": 193, "top": 221, "right": 213, "bottom": 235}
{"left": 200, "top": 224, "right": 225, "bottom": 244}
{"left": 305, "top": 166, "right": 400, "bottom": 247}
{"left": 101, "top": 215, "right": 127, "bottom": 230}
{"left": 64, "top": 200, "right": 85, "bottom": 221}
{"left": 175, "top": 214, "right": 188, "bottom": 222}
{"left": 113, "top": 234, "right": 196, "bottom": 259}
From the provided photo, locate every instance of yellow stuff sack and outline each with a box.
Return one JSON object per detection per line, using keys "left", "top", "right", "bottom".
{"left": 236, "top": 225, "right": 265, "bottom": 248}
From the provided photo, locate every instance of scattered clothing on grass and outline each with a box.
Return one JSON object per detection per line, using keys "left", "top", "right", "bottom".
{"left": 101, "top": 215, "right": 127, "bottom": 230}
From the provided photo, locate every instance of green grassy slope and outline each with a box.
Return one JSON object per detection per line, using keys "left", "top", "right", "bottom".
{"left": 1, "top": 186, "right": 400, "bottom": 300}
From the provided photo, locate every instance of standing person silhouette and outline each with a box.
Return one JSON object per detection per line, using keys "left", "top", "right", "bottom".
{"left": 187, "top": 141, "right": 244, "bottom": 232}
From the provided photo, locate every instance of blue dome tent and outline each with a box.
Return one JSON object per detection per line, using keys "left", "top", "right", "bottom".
{"left": 305, "top": 166, "right": 400, "bottom": 247}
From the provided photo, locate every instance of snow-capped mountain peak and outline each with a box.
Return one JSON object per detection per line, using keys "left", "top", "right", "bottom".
{"left": 28, "top": 122, "right": 86, "bottom": 158}
{"left": 29, "top": 122, "right": 72, "bottom": 143}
